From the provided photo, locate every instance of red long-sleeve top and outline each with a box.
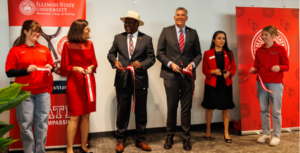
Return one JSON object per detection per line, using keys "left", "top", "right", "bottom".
{"left": 5, "top": 43, "right": 54, "bottom": 94}
{"left": 253, "top": 42, "right": 289, "bottom": 83}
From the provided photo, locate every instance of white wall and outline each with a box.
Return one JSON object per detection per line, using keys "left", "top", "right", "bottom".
{"left": 0, "top": 0, "right": 10, "bottom": 130}
{"left": 0, "top": 0, "right": 298, "bottom": 134}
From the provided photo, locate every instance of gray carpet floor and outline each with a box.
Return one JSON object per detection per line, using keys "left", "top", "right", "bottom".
{"left": 45, "top": 128, "right": 299, "bottom": 153}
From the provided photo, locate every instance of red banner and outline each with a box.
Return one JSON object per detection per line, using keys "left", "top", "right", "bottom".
{"left": 8, "top": 0, "right": 86, "bottom": 150}
{"left": 8, "top": 0, "right": 86, "bottom": 26}
{"left": 236, "top": 7, "right": 299, "bottom": 134}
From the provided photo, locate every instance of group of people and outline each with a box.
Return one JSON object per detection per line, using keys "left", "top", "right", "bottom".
{"left": 4, "top": 6, "right": 289, "bottom": 153}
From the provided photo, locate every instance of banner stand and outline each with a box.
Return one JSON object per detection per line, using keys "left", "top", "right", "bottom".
{"left": 236, "top": 7, "right": 299, "bottom": 135}
{"left": 8, "top": 0, "right": 86, "bottom": 150}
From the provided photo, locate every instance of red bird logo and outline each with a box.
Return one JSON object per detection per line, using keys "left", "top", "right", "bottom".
{"left": 248, "top": 18, "right": 259, "bottom": 32}
{"left": 286, "top": 118, "right": 296, "bottom": 127}
{"left": 280, "top": 19, "right": 292, "bottom": 33}
{"left": 251, "top": 85, "right": 258, "bottom": 100}
{"left": 253, "top": 120, "right": 262, "bottom": 129}
{"left": 283, "top": 84, "right": 295, "bottom": 99}
{"left": 238, "top": 69, "right": 248, "bottom": 84}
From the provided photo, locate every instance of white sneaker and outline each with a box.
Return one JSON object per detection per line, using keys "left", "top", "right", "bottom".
{"left": 257, "top": 135, "right": 271, "bottom": 143}
{"left": 269, "top": 137, "right": 280, "bottom": 146}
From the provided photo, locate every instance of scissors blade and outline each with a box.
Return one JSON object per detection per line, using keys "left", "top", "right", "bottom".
{"left": 179, "top": 71, "right": 184, "bottom": 78}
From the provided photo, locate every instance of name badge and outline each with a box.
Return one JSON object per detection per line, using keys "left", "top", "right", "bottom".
{"left": 209, "top": 56, "right": 215, "bottom": 60}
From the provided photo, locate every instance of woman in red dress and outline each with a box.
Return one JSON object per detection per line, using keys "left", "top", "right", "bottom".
{"left": 60, "top": 19, "right": 98, "bottom": 153}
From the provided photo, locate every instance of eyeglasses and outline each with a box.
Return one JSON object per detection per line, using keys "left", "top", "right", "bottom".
{"left": 84, "top": 28, "right": 91, "bottom": 31}
{"left": 31, "top": 29, "right": 42, "bottom": 34}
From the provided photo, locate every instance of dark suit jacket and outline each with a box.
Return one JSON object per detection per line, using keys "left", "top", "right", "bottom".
{"left": 107, "top": 31, "right": 155, "bottom": 89}
{"left": 156, "top": 25, "right": 202, "bottom": 80}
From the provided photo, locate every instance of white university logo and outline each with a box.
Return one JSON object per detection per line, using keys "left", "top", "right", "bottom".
{"left": 19, "top": 0, "right": 36, "bottom": 16}
{"left": 251, "top": 29, "right": 290, "bottom": 60}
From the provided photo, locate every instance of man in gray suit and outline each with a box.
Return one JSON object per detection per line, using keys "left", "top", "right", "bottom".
{"left": 157, "top": 7, "right": 202, "bottom": 151}
{"left": 107, "top": 11, "right": 155, "bottom": 153}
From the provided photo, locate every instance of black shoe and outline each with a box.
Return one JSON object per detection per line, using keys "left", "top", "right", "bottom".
{"left": 183, "top": 140, "right": 192, "bottom": 151}
{"left": 164, "top": 137, "right": 173, "bottom": 149}
{"left": 224, "top": 131, "right": 232, "bottom": 143}
{"left": 80, "top": 147, "right": 93, "bottom": 153}
{"left": 224, "top": 136, "right": 232, "bottom": 143}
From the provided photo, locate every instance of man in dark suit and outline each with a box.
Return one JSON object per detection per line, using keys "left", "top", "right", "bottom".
{"left": 107, "top": 11, "right": 155, "bottom": 153}
{"left": 157, "top": 7, "right": 202, "bottom": 151}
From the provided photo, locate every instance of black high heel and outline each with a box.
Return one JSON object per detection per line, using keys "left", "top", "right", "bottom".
{"left": 80, "top": 147, "right": 93, "bottom": 153}
{"left": 224, "top": 136, "right": 232, "bottom": 143}
{"left": 205, "top": 129, "right": 211, "bottom": 140}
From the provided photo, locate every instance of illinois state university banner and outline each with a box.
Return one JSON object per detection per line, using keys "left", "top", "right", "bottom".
{"left": 8, "top": 0, "right": 86, "bottom": 150}
{"left": 236, "top": 7, "right": 299, "bottom": 135}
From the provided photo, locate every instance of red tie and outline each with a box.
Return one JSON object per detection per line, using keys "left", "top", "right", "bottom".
{"left": 129, "top": 35, "right": 134, "bottom": 56}
{"left": 179, "top": 29, "right": 185, "bottom": 52}
{"left": 179, "top": 29, "right": 184, "bottom": 66}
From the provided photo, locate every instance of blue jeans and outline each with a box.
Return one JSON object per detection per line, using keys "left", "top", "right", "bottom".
{"left": 257, "top": 81, "right": 283, "bottom": 138}
{"left": 15, "top": 92, "right": 51, "bottom": 153}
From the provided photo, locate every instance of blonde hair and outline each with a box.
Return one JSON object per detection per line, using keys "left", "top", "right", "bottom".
{"left": 262, "top": 26, "right": 279, "bottom": 36}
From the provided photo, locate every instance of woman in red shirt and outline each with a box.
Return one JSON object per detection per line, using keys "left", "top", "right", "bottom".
{"left": 60, "top": 19, "right": 98, "bottom": 153}
{"left": 250, "top": 26, "right": 289, "bottom": 146}
{"left": 201, "top": 31, "right": 236, "bottom": 143}
{"left": 5, "top": 20, "right": 54, "bottom": 153}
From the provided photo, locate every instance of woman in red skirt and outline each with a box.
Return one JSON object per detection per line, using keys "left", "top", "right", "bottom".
{"left": 60, "top": 19, "right": 98, "bottom": 153}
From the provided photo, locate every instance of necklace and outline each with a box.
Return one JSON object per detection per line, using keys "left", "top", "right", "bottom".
{"left": 216, "top": 51, "right": 222, "bottom": 54}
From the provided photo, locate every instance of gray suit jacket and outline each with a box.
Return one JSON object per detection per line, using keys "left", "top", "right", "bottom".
{"left": 157, "top": 25, "right": 202, "bottom": 80}
{"left": 107, "top": 31, "right": 155, "bottom": 89}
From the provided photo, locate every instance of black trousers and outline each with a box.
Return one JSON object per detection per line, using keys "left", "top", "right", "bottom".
{"left": 164, "top": 74, "right": 194, "bottom": 141}
{"left": 115, "top": 77, "right": 148, "bottom": 142}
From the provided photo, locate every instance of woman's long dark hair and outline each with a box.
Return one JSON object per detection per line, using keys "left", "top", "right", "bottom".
{"left": 209, "top": 31, "right": 232, "bottom": 63}
{"left": 67, "top": 19, "right": 89, "bottom": 43}
{"left": 14, "top": 20, "right": 42, "bottom": 47}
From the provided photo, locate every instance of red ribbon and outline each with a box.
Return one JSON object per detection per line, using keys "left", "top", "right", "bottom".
{"left": 85, "top": 73, "right": 96, "bottom": 103}
{"left": 244, "top": 73, "right": 274, "bottom": 93}
{"left": 257, "top": 74, "right": 274, "bottom": 93}
{"left": 244, "top": 73, "right": 252, "bottom": 81}
{"left": 226, "top": 66, "right": 231, "bottom": 72}
{"left": 125, "top": 65, "right": 136, "bottom": 112}
{"left": 36, "top": 67, "right": 53, "bottom": 94}
{"left": 182, "top": 68, "right": 195, "bottom": 102}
